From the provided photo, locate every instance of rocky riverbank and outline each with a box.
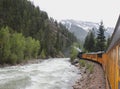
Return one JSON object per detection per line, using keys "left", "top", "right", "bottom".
{"left": 73, "top": 59, "right": 106, "bottom": 89}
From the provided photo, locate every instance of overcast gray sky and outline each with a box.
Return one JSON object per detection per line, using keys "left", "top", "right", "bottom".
{"left": 30, "top": 0, "right": 120, "bottom": 27}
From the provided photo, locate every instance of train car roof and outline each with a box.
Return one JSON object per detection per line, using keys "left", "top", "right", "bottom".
{"left": 85, "top": 51, "right": 104, "bottom": 54}
{"left": 107, "top": 15, "right": 120, "bottom": 52}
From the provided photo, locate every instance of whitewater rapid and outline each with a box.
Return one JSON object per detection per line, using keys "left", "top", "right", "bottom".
{"left": 0, "top": 58, "right": 80, "bottom": 89}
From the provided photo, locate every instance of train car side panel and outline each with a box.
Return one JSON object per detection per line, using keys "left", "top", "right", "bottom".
{"left": 102, "top": 53, "right": 107, "bottom": 72}
{"left": 118, "top": 45, "right": 120, "bottom": 89}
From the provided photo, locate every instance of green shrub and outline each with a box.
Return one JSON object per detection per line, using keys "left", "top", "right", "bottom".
{"left": 88, "top": 64, "right": 94, "bottom": 73}
{"left": 9, "top": 53, "right": 17, "bottom": 64}
{"left": 10, "top": 33, "right": 26, "bottom": 63}
{"left": 79, "top": 60, "right": 86, "bottom": 67}
{"left": 0, "top": 27, "right": 11, "bottom": 63}
{"left": 86, "top": 63, "right": 94, "bottom": 73}
{"left": 70, "top": 46, "right": 78, "bottom": 62}
{"left": 0, "top": 27, "right": 40, "bottom": 64}
{"left": 40, "top": 49, "right": 46, "bottom": 59}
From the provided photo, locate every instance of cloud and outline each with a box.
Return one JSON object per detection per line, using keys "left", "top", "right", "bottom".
{"left": 31, "top": 0, "right": 120, "bottom": 27}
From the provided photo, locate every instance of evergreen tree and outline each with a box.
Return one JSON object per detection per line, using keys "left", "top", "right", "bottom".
{"left": 106, "top": 36, "right": 111, "bottom": 49}
{"left": 96, "top": 21, "right": 106, "bottom": 51}
{"left": 84, "top": 29, "right": 95, "bottom": 52}
{"left": 0, "top": 0, "right": 78, "bottom": 61}
{"left": 89, "top": 30, "right": 95, "bottom": 51}
{"left": 84, "top": 34, "right": 89, "bottom": 51}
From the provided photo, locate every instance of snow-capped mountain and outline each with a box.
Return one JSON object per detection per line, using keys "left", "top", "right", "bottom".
{"left": 61, "top": 19, "right": 114, "bottom": 42}
{"left": 106, "top": 27, "right": 114, "bottom": 35}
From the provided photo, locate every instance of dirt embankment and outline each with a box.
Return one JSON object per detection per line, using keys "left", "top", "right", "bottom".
{"left": 73, "top": 59, "right": 106, "bottom": 89}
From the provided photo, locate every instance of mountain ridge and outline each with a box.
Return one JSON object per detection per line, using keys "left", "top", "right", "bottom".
{"left": 61, "top": 19, "right": 114, "bottom": 42}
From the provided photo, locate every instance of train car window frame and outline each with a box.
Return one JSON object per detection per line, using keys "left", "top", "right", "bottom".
{"left": 97, "top": 53, "right": 102, "bottom": 58}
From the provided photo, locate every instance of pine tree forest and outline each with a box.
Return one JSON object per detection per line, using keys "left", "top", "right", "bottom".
{"left": 0, "top": 0, "right": 78, "bottom": 64}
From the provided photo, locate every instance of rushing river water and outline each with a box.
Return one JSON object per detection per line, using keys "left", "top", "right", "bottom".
{"left": 0, "top": 58, "right": 80, "bottom": 89}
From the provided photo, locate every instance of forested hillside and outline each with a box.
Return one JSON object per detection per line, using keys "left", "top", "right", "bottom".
{"left": 0, "top": 0, "right": 77, "bottom": 64}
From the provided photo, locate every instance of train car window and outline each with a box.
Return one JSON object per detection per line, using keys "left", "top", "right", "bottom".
{"left": 97, "top": 53, "right": 102, "bottom": 58}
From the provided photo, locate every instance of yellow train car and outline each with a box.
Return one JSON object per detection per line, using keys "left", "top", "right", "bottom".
{"left": 81, "top": 15, "right": 120, "bottom": 89}
{"left": 82, "top": 52, "right": 103, "bottom": 63}
{"left": 105, "top": 15, "right": 120, "bottom": 89}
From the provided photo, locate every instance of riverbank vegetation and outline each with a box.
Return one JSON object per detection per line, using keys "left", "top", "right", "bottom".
{"left": 70, "top": 47, "right": 78, "bottom": 62}
{"left": 0, "top": 0, "right": 78, "bottom": 64}
{"left": 0, "top": 27, "right": 40, "bottom": 64}
{"left": 70, "top": 43, "right": 80, "bottom": 62}
{"left": 73, "top": 60, "right": 105, "bottom": 89}
{"left": 79, "top": 59, "right": 94, "bottom": 73}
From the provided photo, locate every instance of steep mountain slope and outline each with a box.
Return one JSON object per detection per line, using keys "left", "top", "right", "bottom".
{"left": 0, "top": 0, "right": 77, "bottom": 58}
{"left": 61, "top": 20, "right": 114, "bottom": 41}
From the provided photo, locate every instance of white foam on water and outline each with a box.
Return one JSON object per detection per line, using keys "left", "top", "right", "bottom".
{"left": 0, "top": 58, "right": 81, "bottom": 89}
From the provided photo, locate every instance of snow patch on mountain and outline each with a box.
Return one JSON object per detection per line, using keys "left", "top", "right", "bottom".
{"left": 61, "top": 19, "right": 114, "bottom": 42}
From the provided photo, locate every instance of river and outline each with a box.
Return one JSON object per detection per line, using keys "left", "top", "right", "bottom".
{"left": 0, "top": 58, "right": 80, "bottom": 89}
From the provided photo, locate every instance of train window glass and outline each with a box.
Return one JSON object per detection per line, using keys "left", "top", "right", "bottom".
{"left": 97, "top": 53, "right": 102, "bottom": 58}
